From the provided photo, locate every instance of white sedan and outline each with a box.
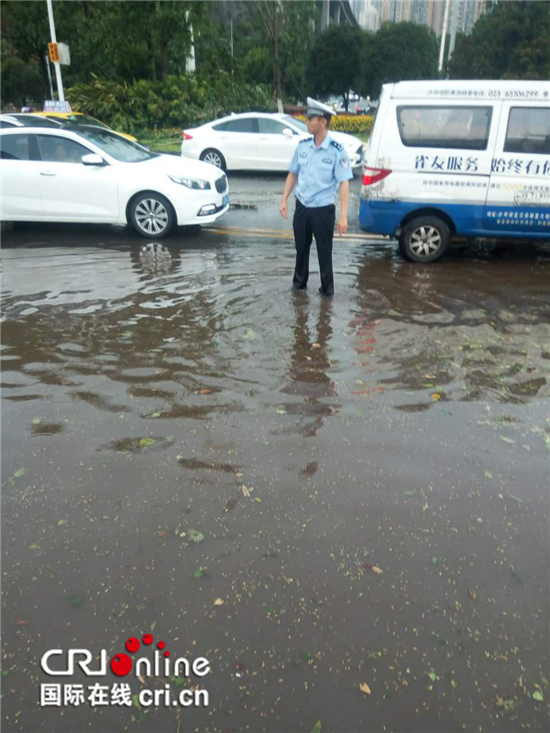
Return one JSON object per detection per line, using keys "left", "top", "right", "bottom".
{"left": 180, "top": 112, "right": 365, "bottom": 172}
{"left": 0, "top": 126, "right": 229, "bottom": 238}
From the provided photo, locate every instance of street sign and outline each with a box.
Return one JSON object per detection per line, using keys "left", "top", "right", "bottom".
{"left": 58, "top": 43, "right": 70, "bottom": 65}
{"left": 43, "top": 100, "right": 72, "bottom": 112}
{"left": 48, "top": 42, "right": 59, "bottom": 63}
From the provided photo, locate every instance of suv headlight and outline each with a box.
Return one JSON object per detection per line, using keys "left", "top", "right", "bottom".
{"left": 169, "top": 175, "right": 211, "bottom": 190}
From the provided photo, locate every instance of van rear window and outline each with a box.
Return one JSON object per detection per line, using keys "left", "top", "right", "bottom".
{"left": 504, "top": 107, "right": 550, "bottom": 155}
{"left": 397, "top": 106, "right": 492, "bottom": 150}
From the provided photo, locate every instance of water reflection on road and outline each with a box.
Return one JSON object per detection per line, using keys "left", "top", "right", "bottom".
{"left": 2, "top": 223, "right": 549, "bottom": 733}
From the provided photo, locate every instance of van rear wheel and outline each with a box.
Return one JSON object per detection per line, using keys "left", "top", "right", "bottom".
{"left": 399, "top": 216, "right": 450, "bottom": 263}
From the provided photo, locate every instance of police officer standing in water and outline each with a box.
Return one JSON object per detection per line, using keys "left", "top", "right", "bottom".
{"left": 279, "top": 97, "right": 353, "bottom": 296}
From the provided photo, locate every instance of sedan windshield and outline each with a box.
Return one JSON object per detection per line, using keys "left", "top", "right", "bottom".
{"left": 283, "top": 115, "right": 307, "bottom": 132}
{"left": 73, "top": 128, "right": 156, "bottom": 162}
{"left": 61, "top": 114, "right": 110, "bottom": 129}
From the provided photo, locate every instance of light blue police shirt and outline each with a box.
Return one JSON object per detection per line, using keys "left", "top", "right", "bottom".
{"left": 288, "top": 133, "right": 353, "bottom": 208}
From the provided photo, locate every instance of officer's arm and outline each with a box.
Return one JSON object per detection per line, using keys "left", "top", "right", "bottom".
{"left": 337, "top": 180, "right": 349, "bottom": 234}
{"left": 282, "top": 172, "right": 297, "bottom": 202}
{"left": 279, "top": 173, "right": 297, "bottom": 219}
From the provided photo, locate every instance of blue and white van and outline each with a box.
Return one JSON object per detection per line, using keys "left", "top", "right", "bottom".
{"left": 359, "top": 80, "right": 550, "bottom": 262}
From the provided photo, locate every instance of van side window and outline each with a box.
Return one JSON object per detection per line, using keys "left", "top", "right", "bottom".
{"left": 397, "top": 106, "right": 492, "bottom": 150}
{"left": 504, "top": 108, "right": 550, "bottom": 155}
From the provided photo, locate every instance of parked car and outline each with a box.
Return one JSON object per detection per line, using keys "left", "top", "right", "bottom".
{"left": 33, "top": 112, "right": 138, "bottom": 142}
{"left": 1, "top": 113, "right": 63, "bottom": 129}
{"left": 0, "top": 126, "right": 229, "bottom": 238}
{"left": 359, "top": 80, "right": 550, "bottom": 262}
{"left": 355, "top": 100, "right": 375, "bottom": 115}
{"left": 180, "top": 112, "right": 365, "bottom": 172}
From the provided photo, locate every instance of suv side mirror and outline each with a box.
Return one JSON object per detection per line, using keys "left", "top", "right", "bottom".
{"left": 282, "top": 128, "right": 294, "bottom": 138}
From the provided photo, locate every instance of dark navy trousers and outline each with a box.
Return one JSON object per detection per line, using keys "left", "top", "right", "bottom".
{"left": 292, "top": 198, "right": 336, "bottom": 294}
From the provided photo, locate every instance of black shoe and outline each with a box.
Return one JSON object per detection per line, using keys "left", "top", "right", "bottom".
{"left": 319, "top": 287, "right": 334, "bottom": 296}
{"left": 293, "top": 284, "right": 307, "bottom": 290}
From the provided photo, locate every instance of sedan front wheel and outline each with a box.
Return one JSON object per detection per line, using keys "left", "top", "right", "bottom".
{"left": 130, "top": 193, "right": 175, "bottom": 238}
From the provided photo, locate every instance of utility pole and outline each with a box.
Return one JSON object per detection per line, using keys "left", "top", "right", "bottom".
{"left": 45, "top": 54, "right": 55, "bottom": 99}
{"left": 46, "top": 0, "right": 64, "bottom": 101}
{"left": 438, "top": 0, "right": 451, "bottom": 74}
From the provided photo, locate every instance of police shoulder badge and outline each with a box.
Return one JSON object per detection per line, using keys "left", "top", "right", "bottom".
{"left": 341, "top": 156, "right": 349, "bottom": 169}
{"left": 330, "top": 140, "right": 343, "bottom": 152}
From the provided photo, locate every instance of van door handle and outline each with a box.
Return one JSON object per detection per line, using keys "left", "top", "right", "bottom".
{"left": 40, "top": 171, "right": 57, "bottom": 176}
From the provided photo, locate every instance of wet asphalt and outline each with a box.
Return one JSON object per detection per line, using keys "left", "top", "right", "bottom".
{"left": 1, "top": 171, "right": 549, "bottom": 733}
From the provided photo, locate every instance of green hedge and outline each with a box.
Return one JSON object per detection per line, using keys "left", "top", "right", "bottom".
{"left": 67, "top": 73, "right": 275, "bottom": 134}
{"left": 293, "top": 114, "right": 374, "bottom": 134}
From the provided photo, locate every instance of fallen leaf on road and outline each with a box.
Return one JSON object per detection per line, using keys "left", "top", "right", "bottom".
{"left": 312, "top": 343, "right": 321, "bottom": 349}
{"left": 468, "top": 588, "right": 478, "bottom": 600}
{"left": 242, "top": 486, "right": 251, "bottom": 497}
{"left": 359, "top": 683, "right": 372, "bottom": 695}
{"left": 213, "top": 598, "right": 224, "bottom": 606}
{"left": 14, "top": 620, "right": 28, "bottom": 625}
{"left": 311, "top": 722, "right": 322, "bottom": 733}
{"left": 363, "top": 564, "right": 383, "bottom": 574}
{"left": 138, "top": 438, "right": 155, "bottom": 448}
{"left": 532, "top": 691, "right": 543, "bottom": 701}
{"left": 200, "top": 388, "right": 213, "bottom": 394}
{"left": 432, "top": 393, "right": 441, "bottom": 400}
{"left": 187, "top": 529, "right": 204, "bottom": 543}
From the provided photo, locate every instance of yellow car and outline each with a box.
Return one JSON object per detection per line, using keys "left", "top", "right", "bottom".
{"left": 33, "top": 112, "right": 137, "bottom": 142}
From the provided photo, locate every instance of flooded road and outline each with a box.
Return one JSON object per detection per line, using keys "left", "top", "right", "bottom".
{"left": 2, "top": 173, "right": 550, "bottom": 733}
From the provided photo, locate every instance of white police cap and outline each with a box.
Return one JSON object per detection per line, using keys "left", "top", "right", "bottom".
{"left": 306, "top": 97, "right": 337, "bottom": 119}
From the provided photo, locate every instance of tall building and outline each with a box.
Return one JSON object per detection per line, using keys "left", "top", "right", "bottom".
{"left": 350, "top": 0, "right": 487, "bottom": 37}
{"left": 351, "top": 0, "right": 381, "bottom": 31}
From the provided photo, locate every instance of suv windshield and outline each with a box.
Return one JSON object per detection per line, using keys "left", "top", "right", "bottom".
{"left": 72, "top": 128, "right": 156, "bottom": 162}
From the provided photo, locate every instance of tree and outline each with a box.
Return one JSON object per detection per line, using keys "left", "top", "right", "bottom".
{"left": 306, "top": 24, "right": 364, "bottom": 111}
{"left": 357, "top": 22, "right": 439, "bottom": 100}
{"left": 448, "top": 1, "right": 550, "bottom": 80}
{"left": 1, "top": 1, "right": 206, "bottom": 87}
{"left": 0, "top": 57, "right": 44, "bottom": 108}
{"left": 252, "top": 1, "right": 317, "bottom": 110}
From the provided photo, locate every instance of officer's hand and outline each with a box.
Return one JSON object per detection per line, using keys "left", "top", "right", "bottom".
{"left": 279, "top": 200, "right": 288, "bottom": 219}
{"left": 337, "top": 215, "right": 348, "bottom": 235}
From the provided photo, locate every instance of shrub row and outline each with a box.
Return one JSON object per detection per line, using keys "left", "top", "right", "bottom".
{"left": 67, "top": 73, "right": 275, "bottom": 134}
{"left": 293, "top": 114, "right": 374, "bottom": 134}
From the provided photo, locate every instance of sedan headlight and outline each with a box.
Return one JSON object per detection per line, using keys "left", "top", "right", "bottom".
{"left": 169, "top": 175, "right": 211, "bottom": 190}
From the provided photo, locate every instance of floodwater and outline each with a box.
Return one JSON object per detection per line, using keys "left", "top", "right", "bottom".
{"left": 2, "top": 178, "right": 549, "bottom": 733}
